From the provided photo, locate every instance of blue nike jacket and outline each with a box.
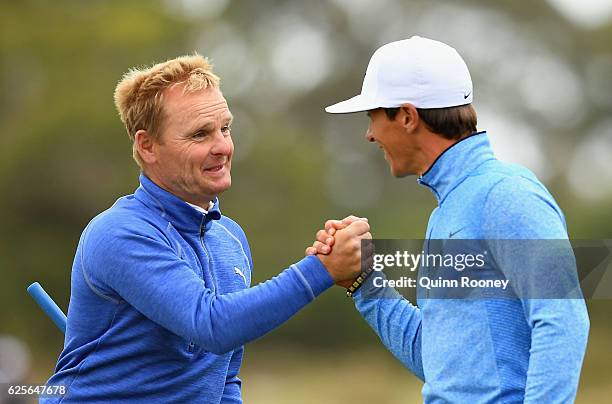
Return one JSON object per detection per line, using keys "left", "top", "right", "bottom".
{"left": 354, "top": 132, "right": 589, "bottom": 403}
{"left": 43, "top": 173, "right": 333, "bottom": 403}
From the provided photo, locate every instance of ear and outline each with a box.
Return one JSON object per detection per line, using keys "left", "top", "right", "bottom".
{"left": 399, "top": 103, "right": 420, "bottom": 133}
{"left": 134, "top": 129, "right": 157, "bottom": 164}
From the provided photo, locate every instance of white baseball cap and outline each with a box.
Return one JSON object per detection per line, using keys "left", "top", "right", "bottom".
{"left": 325, "top": 36, "right": 473, "bottom": 114}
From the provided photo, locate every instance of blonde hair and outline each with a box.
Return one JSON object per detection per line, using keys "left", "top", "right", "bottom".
{"left": 113, "top": 54, "right": 220, "bottom": 167}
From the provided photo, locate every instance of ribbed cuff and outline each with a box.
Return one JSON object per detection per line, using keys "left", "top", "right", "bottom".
{"left": 293, "top": 255, "right": 334, "bottom": 298}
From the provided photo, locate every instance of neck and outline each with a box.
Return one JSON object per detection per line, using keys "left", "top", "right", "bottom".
{"left": 416, "top": 131, "right": 476, "bottom": 176}
{"left": 142, "top": 169, "right": 214, "bottom": 210}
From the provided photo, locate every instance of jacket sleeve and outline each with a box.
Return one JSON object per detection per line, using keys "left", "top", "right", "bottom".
{"left": 81, "top": 216, "right": 333, "bottom": 355}
{"left": 482, "top": 177, "right": 589, "bottom": 403}
{"left": 353, "top": 274, "right": 425, "bottom": 381}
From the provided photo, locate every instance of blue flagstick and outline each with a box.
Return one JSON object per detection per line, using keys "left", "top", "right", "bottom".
{"left": 27, "top": 282, "right": 67, "bottom": 334}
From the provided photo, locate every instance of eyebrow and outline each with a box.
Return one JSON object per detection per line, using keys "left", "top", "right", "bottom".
{"left": 194, "top": 123, "right": 215, "bottom": 134}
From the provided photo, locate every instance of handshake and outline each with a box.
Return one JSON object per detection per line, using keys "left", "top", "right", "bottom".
{"left": 305, "top": 216, "right": 374, "bottom": 288}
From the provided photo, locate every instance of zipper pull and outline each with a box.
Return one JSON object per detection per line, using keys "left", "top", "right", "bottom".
{"left": 199, "top": 216, "right": 206, "bottom": 237}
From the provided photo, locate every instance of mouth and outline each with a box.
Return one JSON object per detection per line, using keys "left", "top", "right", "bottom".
{"left": 202, "top": 160, "right": 228, "bottom": 176}
{"left": 204, "top": 164, "right": 224, "bottom": 172}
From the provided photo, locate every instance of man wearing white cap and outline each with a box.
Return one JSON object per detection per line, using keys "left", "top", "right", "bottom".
{"left": 309, "top": 36, "right": 589, "bottom": 402}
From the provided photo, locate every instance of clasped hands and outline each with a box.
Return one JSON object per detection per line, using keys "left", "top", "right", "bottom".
{"left": 305, "top": 216, "right": 373, "bottom": 288}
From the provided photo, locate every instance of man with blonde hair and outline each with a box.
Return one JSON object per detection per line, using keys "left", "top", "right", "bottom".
{"left": 43, "top": 54, "right": 371, "bottom": 403}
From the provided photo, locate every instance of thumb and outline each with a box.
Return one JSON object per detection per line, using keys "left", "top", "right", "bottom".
{"left": 325, "top": 219, "right": 348, "bottom": 235}
{"left": 342, "top": 215, "right": 369, "bottom": 224}
{"left": 342, "top": 220, "right": 370, "bottom": 237}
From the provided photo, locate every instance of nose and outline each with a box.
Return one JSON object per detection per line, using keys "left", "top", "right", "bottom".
{"left": 210, "top": 131, "right": 233, "bottom": 156}
{"left": 365, "top": 127, "right": 375, "bottom": 143}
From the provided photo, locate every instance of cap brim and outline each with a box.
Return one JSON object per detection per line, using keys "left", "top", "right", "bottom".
{"left": 325, "top": 94, "right": 380, "bottom": 114}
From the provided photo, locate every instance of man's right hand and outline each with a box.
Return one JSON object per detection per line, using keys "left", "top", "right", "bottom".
{"left": 316, "top": 220, "right": 372, "bottom": 283}
{"left": 305, "top": 216, "right": 365, "bottom": 256}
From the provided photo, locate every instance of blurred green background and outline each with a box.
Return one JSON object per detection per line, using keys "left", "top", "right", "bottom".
{"left": 1, "top": 0, "right": 611, "bottom": 402}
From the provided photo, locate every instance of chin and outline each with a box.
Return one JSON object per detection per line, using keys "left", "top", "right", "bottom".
{"left": 389, "top": 165, "right": 412, "bottom": 178}
{"left": 213, "top": 176, "right": 232, "bottom": 194}
{"left": 393, "top": 171, "right": 412, "bottom": 178}
{"left": 390, "top": 165, "right": 414, "bottom": 178}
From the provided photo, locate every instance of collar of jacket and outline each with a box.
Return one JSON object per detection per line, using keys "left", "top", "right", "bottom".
{"left": 134, "top": 173, "right": 222, "bottom": 233}
{"left": 417, "top": 131, "right": 495, "bottom": 204}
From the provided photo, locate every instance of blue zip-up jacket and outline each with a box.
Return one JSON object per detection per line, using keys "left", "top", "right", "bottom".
{"left": 354, "top": 132, "right": 589, "bottom": 403}
{"left": 43, "top": 174, "right": 333, "bottom": 403}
